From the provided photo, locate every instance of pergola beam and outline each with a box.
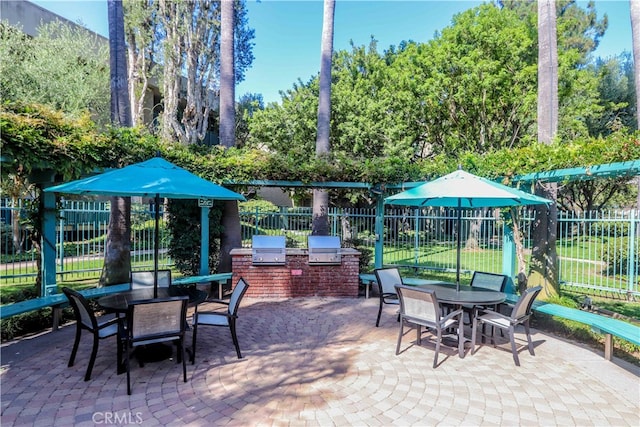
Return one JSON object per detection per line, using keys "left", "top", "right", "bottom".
{"left": 511, "top": 160, "right": 640, "bottom": 183}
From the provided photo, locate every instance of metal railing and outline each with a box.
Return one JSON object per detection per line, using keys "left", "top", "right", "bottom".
{"left": 1, "top": 198, "right": 638, "bottom": 296}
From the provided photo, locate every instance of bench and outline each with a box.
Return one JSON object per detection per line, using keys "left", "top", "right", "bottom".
{"left": 172, "top": 272, "right": 233, "bottom": 299}
{"left": 505, "top": 294, "right": 640, "bottom": 361}
{"left": 0, "top": 283, "right": 131, "bottom": 330}
{"left": 0, "top": 273, "right": 235, "bottom": 330}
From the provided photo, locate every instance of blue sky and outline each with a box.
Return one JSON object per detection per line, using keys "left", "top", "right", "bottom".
{"left": 31, "top": 0, "right": 633, "bottom": 104}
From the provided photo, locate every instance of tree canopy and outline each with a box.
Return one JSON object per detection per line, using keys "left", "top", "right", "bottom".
{"left": 0, "top": 20, "right": 110, "bottom": 126}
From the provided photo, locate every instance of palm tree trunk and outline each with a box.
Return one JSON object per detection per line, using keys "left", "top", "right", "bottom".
{"left": 630, "top": 0, "right": 640, "bottom": 217}
{"left": 312, "top": 0, "right": 335, "bottom": 236}
{"left": 530, "top": 0, "right": 558, "bottom": 298}
{"left": 218, "top": 0, "right": 241, "bottom": 272}
{"left": 102, "top": 0, "right": 132, "bottom": 286}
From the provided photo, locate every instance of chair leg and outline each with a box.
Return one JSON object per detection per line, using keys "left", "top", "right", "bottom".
{"left": 84, "top": 333, "right": 100, "bottom": 381}
{"left": 117, "top": 334, "right": 125, "bottom": 375}
{"left": 175, "top": 339, "right": 182, "bottom": 364}
{"left": 471, "top": 316, "right": 478, "bottom": 355}
{"left": 509, "top": 325, "right": 520, "bottom": 367}
{"left": 416, "top": 325, "right": 422, "bottom": 345}
{"left": 68, "top": 326, "right": 81, "bottom": 367}
{"left": 126, "top": 342, "right": 132, "bottom": 395}
{"left": 229, "top": 319, "right": 242, "bottom": 359}
{"left": 433, "top": 328, "right": 441, "bottom": 368}
{"left": 180, "top": 338, "right": 187, "bottom": 383}
{"left": 191, "top": 322, "right": 198, "bottom": 365}
{"left": 457, "top": 316, "right": 464, "bottom": 358}
{"left": 376, "top": 298, "right": 383, "bottom": 327}
{"left": 395, "top": 320, "right": 404, "bottom": 355}
{"left": 524, "top": 319, "right": 535, "bottom": 356}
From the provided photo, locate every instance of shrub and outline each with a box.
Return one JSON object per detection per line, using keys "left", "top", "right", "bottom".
{"left": 602, "top": 237, "right": 639, "bottom": 275}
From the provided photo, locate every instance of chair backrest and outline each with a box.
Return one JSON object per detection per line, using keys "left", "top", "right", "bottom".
{"left": 228, "top": 278, "right": 250, "bottom": 317}
{"left": 62, "top": 287, "right": 97, "bottom": 330}
{"left": 395, "top": 284, "right": 440, "bottom": 323}
{"left": 130, "top": 269, "right": 172, "bottom": 289}
{"left": 511, "top": 286, "right": 543, "bottom": 321}
{"left": 126, "top": 296, "right": 188, "bottom": 342}
{"left": 470, "top": 271, "right": 507, "bottom": 292}
{"left": 375, "top": 268, "right": 403, "bottom": 295}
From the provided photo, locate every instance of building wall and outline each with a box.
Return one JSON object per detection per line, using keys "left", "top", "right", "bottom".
{"left": 1, "top": 0, "right": 105, "bottom": 40}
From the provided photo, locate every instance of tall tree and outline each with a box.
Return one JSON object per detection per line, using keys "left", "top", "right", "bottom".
{"left": 312, "top": 0, "right": 335, "bottom": 236}
{"left": 103, "top": 0, "right": 132, "bottom": 287}
{"left": 631, "top": 0, "right": 640, "bottom": 213}
{"left": 529, "top": 0, "right": 559, "bottom": 298}
{"left": 218, "top": 0, "right": 241, "bottom": 272}
{"left": 123, "top": 0, "right": 159, "bottom": 128}
{"left": 633, "top": 0, "right": 640, "bottom": 127}
{"left": 155, "top": 0, "right": 254, "bottom": 145}
{"left": 0, "top": 20, "right": 110, "bottom": 125}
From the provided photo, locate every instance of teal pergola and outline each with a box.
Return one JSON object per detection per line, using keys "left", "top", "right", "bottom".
{"left": 39, "top": 160, "right": 639, "bottom": 296}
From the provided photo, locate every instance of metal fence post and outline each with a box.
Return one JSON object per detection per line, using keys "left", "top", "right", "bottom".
{"left": 628, "top": 209, "right": 637, "bottom": 295}
{"left": 42, "top": 190, "right": 57, "bottom": 296}
{"left": 374, "top": 196, "right": 384, "bottom": 269}
{"left": 502, "top": 223, "right": 517, "bottom": 294}
{"left": 200, "top": 206, "right": 210, "bottom": 276}
{"left": 413, "top": 208, "right": 420, "bottom": 267}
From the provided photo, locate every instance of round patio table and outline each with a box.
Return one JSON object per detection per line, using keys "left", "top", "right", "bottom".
{"left": 415, "top": 283, "right": 506, "bottom": 306}
{"left": 415, "top": 283, "right": 506, "bottom": 347}
{"left": 98, "top": 286, "right": 208, "bottom": 313}
{"left": 98, "top": 286, "right": 207, "bottom": 368}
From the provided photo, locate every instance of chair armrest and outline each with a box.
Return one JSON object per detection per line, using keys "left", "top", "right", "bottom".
{"left": 206, "top": 298, "right": 230, "bottom": 306}
{"left": 98, "top": 316, "right": 122, "bottom": 329}
{"left": 442, "top": 308, "right": 463, "bottom": 322}
{"left": 475, "top": 307, "right": 511, "bottom": 321}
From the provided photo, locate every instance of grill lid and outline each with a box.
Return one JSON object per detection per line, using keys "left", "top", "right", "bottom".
{"left": 308, "top": 235, "right": 340, "bottom": 249}
{"left": 252, "top": 235, "right": 286, "bottom": 265}
{"left": 252, "top": 235, "right": 286, "bottom": 249}
{"left": 308, "top": 236, "right": 341, "bottom": 264}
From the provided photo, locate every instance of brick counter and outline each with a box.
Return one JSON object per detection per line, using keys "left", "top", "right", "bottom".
{"left": 230, "top": 248, "right": 360, "bottom": 298}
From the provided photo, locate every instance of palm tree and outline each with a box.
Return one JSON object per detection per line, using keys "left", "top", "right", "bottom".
{"left": 312, "top": 0, "right": 335, "bottom": 236}
{"left": 631, "top": 0, "right": 640, "bottom": 215}
{"left": 102, "top": 0, "right": 132, "bottom": 286}
{"left": 530, "top": 0, "right": 558, "bottom": 298}
{"left": 218, "top": 0, "right": 241, "bottom": 272}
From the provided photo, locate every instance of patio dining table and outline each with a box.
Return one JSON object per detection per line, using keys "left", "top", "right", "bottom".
{"left": 98, "top": 286, "right": 208, "bottom": 371}
{"left": 97, "top": 286, "right": 208, "bottom": 314}
{"left": 415, "top": 282, "right": 506, "bottom": 307}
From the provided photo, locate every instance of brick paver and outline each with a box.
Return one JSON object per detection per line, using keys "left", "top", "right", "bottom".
{"left": 1, "top": 297, "right": 638, "bottom": 426}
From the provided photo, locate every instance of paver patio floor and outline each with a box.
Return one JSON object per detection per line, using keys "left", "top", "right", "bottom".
{"left": 1, "top": 297, "right": 638, "bottom": 426}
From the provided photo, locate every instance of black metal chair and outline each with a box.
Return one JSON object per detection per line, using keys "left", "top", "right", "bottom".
{"left": 374, "top": 267, "right": 402, "bottom": 327}
{"left": 121, "top": 296, "right": 189, "bottom": 395}
{"left": 62, "top": 287, "right": 121, "bottom": 381}
{"left": 471, "top": 286, "right": 543, "bottom": 366}
{"left": 463, "top": 271, "right": 508, "bottom": 323}
{"left": 395, "top": 284, "right": 464, "bottom": 368}
{"left": 191, "top": 278, "right": 250, "bottom": 362}
{"left": 130, "top": 269, "right": 172, "bottom": 289}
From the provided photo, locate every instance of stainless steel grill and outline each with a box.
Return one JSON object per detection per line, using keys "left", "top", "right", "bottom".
{"left": 308, "top": 236, "right": 341, "bottom": 265}
{"left": 252, "top": 235, "right": 286, "bottom": 265}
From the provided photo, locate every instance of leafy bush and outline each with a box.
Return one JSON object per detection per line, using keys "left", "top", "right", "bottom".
{"left": 343, "top": 236, "right": 373, "bottom": 272}
{"left": 590, "top": 221, "right": 629, "bottom": 237}
{"left": 602, "top": 237, "right": 639, "bottom": 275}
{"left": 1, "top": 307, "right": 74, "bottom": 341}
{"left": 166, "top": 199, "right": 223, "bottom": 276}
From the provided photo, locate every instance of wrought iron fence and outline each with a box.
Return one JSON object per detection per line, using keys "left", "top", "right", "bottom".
{"left": 1, "top": 198, "right": 638, "bottom": 296}
{"left": 0, "top": 198, "right": 169, "bottom": 284}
